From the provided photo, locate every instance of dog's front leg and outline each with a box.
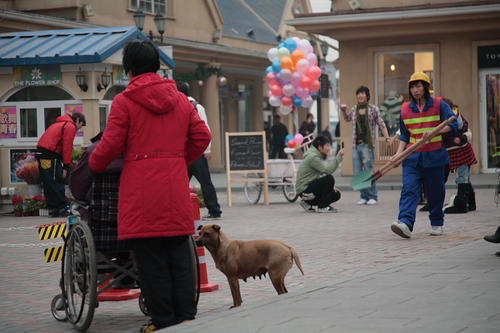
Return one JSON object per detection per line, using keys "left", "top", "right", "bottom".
{"left": 227, "top": 277, "right": 242, "bottom": 308}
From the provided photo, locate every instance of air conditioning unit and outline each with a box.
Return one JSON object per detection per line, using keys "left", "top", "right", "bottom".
{"left": 348, "top": 0, "right": 361, "bottom": 10}
{"left": 82, "top": 4, "right": 95, "bottom": 18}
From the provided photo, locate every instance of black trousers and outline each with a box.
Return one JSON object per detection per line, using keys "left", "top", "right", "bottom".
{"left": 188, "top": 156, "right": 221, "bottom": 217}
{"left": 38, "top": 158, "right": 66, "bottom": 211}
{"left": 302, "top": 174, "right": 341, "bottom": 208}
{"left": 131, "top": 236, "right": 197, "bottom": 328}
{"left": 269, "top": 144, "right": 286, "bottom": 159}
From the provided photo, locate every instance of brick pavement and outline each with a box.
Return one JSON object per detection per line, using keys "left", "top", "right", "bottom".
{"left": 0, "top": 188, "right": 498, "bottom": 333}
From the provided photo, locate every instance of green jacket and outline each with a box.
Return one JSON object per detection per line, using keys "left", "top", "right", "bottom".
{"left": 295, "top": 146, "right": 343, "bottom": 194}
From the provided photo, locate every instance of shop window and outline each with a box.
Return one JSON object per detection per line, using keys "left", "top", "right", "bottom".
{"left": 20, "top": 108, "right": 37, "bottom": 138}
{"left": 131, "top": 0, "right": 168, "bottom": 15}
{"left": 44, "top": 107, "right": 61, "bottom": 130}
{"left": 7, "top": 86, "right": 73, "bottom": 102}
{"left": 375, "top": 51, "right": 434, "bottom": 136}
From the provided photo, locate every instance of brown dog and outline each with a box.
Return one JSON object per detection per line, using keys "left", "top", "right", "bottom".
{"left": 196, "top": 224, "right": 304, "bottom": 308}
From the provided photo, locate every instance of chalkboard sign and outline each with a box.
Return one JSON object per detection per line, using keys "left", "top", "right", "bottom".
{"left": 228, "top": 134, "right": 264, "bottom": 171}
{"left": 225, "top": 132, "right": 269, "bottom": 207}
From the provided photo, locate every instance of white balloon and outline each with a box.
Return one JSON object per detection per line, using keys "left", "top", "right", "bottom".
{"left": 301, "top": 96, "right": 314, "bottom": 108}
{"left": 283, "top": 84, "right": 295, "bottom": 97}
{"left": 278, "top": 47, "right": 290, "bottom": 59}
{"left": 280, "top": 69, "right": 292, "bottom": 82}
{"left": 267, "top": 48, "right": 279, "bottom": 62}
{"left": 296, "top": 59, "right": 309, "bottom": 73}
{"left": 306, "top": 53, "right": 318, "bottom": 66}
{"left": 269, "top": 95, "right": 281, "bottom": 107}
{"left": 279, "top": 105, "right": 292, "bottom": 115}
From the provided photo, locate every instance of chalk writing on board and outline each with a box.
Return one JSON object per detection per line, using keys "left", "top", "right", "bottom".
{"left": 228, "top": 134, "right": 264, "bottom": 171}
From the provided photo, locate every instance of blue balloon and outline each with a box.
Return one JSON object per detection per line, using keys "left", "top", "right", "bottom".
{"left": 284, "top": 38, "right": 297, "bottom": 52}
{"left": 265, "top": 66, "right": 273, "bottom": 74}
{"left": 272, "top": 59, "right": 281, "bottom": 73}
{"left": 293, "top": 97, "right": 302, "bottom": 107}
{"left": 285, "top": 134, "right": 294, "bottom": 143}
{"left": 278, "top": 42, "right": 285, "bottom": 49}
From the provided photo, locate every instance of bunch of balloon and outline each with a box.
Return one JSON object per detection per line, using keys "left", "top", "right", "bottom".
{"left": 285, "top": 134, "right": 304, "bottom": 149}
{"left": 265, "top": 38, "right": 322, "bottom": 116}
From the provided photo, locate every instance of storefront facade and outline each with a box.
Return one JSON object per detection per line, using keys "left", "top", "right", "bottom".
{"left": 0, "top": 26, "right": 174, "bottom": 194}
{"left": 289, "top": 0, "right": 500, "bottom": 175}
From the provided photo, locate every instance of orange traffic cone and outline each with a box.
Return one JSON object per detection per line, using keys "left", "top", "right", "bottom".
{"left": 191, "top": 193, "right": 219, "bottom": 292}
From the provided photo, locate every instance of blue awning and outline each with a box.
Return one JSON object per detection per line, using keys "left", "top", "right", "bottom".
{"left": 0, "top": 26, "right": 175, "bottom": 68}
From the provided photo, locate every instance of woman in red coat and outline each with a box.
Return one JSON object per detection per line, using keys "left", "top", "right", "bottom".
{"left": 89, "top": 40, "right": 210, "bottom": 332}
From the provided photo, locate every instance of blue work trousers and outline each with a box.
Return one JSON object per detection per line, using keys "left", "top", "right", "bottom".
{"left": 352, "top": 144, "right": 377, "bottom": 200}
{"left": 398, "top": 165, "right": 445, "bottom": 231}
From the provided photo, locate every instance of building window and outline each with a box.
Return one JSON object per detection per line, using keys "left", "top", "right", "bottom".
{"left": 44, "top": 107, "right": 61, "bottom": 130}
{"left": 375, "top": 51, "right": 434, "bottom": 136}
{"left": 20, "top": 108, "right": 37, "bottom": 138}
{"left": 131, "top": 0, "right": 167, "bottom": 15}
{"left": 99, "top": 105, "right": 109, "bottom": 132}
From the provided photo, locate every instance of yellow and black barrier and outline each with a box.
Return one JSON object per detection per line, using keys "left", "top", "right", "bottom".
{"left": 38, "top": 221, "right": 67, "bottom": 240}
{"left": 36, "top": 221, "right": 67, "bottom": 263}
{"left": 44, "top": 246, "right": 64, "bottom": 263}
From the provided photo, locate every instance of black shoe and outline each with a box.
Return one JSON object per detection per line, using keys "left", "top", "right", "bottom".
{"left": 484, "top": 227, "right": 500, "bottom": 244}
{"left": 202, "top": 214, "right": 221, "bottom": 221}
{"left": 419, "top": 204, "right": 429, "bottom": 212}
{"left": 496, "top": 251, "right": 500, "bottom": 257}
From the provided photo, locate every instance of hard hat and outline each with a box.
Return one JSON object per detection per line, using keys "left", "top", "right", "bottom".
{"left": 408, "top": 72, "right": 431, "bottom": 85}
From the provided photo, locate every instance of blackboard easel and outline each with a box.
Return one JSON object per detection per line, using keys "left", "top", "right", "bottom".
{"left": 225, "top": 131, "right": 269, "bottom": 207}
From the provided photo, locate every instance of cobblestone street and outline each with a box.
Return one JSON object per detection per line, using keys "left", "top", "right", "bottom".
{"left": 0, "top": 188, "right": 498, "bottom": 333}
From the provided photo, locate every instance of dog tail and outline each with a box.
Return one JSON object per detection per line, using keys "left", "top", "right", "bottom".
{"left": 291, "top": 248, "right": 304, "bottom": 275}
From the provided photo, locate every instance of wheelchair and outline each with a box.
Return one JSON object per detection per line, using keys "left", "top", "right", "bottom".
{"left": 50, "top": 200, "right": 200, "bottom": 332}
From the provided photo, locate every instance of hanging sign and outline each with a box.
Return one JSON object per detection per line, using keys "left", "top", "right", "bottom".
{"left": 13, "top": 65, "right": 61, "bottom": 87}
{"left": 0, "top": 107, "right": 16, "bottom": 138}
{"left": 65, "top": 105, "right": 84, "bottom": 137}
{"left": 478, "top": 45, "right": 500, "bottom": 68}
{"left": 113, "top": 65, "right": 129, "bottom": 86}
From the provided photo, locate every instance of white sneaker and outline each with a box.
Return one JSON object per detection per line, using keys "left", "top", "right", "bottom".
{"left": 430, "top": 226, "right": 443, "bottom": 236}
{"left": 366, "top": 199, "right": 378, "bottom": 205}
{"left": 357, "top": 199, "right": 367, "bottom": 205}
{"left": 391, "top": 221, "right": 412, "bottom": 239}
{"left": 316, "top": 206, "right": 338, "bottom": 213}
{"left": 299, "top": 200, "right": 314, "bottom": 212}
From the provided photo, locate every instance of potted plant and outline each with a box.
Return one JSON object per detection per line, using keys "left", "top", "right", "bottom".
{"left": 15, "top": 154, "right": 41, "bottom": 196}
{"left": 11, "top": 196, "right": 24, "bottom": 217}
{"left": 33, "top": 195, "right": 48, "bottom": 216}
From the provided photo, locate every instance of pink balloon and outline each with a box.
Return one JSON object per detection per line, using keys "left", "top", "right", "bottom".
{"left": 306, "top": 53, "right": 317, "bottom": 66}
{"left": 266, "top": 72, "right": 276, "bottom": 83}
{"left": 302, "top": 96, "right": 314, "bottom": 108}
{"left": 310, "top": 79, "right": 320, "bottom": 92}
{"left": 306, "top": 66, "right": 322, "bottom": 80}
{"left": 295, "top": 87, "right": 309, "bottom": 99}
{"left": 299, "top": 76, "right": 312, "bottom": 89}
{"left": 296, "top": 59, "right": 309, "bottom": 73}
{"left": 281, "top": 96, "right": 292, "bottom": 107}
{"left": 291, "top": 72, "right": 302, "bottom": 85}
{"left": 294, "top": 134, "right": 304, "bottom": 144}
{"left": 283, "top": 84, "right": 295, "bottom": 97}
{"left": 269, "top": 95, "right": 281, "bottom": 107}
{"left": 271, "top": 85, "right": 282, "bottom": 96}
{"left": 280, "top": 69, "right": 292, "bottom": 82}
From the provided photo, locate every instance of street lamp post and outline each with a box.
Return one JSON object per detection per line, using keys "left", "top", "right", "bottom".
{"left": 133, "top": 9, "right": 166, "bottom": 44}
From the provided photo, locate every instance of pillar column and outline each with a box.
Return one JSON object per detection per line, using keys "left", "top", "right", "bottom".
{"left": 200, "top": 67, "right": 223, "bottom": 171}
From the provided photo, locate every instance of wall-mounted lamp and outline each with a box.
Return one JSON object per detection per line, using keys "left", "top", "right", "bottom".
{"left": 212, "top": 29, "right": 222, "bottom": 43}
{"left": 320, "top": 42, "right": 329, "bottom": 58}
{"left": 154, "top": 13, "right": 166, "bottom": 43}
{"left": 76, "top": 69, "right": 88, "bottom": 92}
{"left": 390, "top": 64, "right": 396, "bottom": 71}
{"left": 218, "top": 76, "right": 227, "bottom": 87}
{"left": 133, "top": 10, "right": 145, "bottom": 31}
{"left": 97, "top": 68, "right": 112, "bottom": 92}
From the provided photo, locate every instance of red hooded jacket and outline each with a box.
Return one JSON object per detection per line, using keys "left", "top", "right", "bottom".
{"left": 37, "top": 114, "right": 77, "bottom": 165}
{"left": 89, "top": 73, "right": 211, "bottom": 240}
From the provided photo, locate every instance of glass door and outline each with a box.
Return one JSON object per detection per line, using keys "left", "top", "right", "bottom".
{"left": 479, "top": 70, "right": 500, "bottom": 172}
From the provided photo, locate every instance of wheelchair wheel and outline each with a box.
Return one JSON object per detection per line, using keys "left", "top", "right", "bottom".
{"left": 51, "top": 294, "right": 67, "bottom": 321}
{"left": 282, "top": 179, "right": 298, "bottom": 203}
{"left": 138, "top": 294, "right": 149, "bottom": 316}
{"left": 63, "top": 221, "right": 97, "bottom": 332}
{"left": 244, "top": 173, "right": 263, "bottom": 204}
